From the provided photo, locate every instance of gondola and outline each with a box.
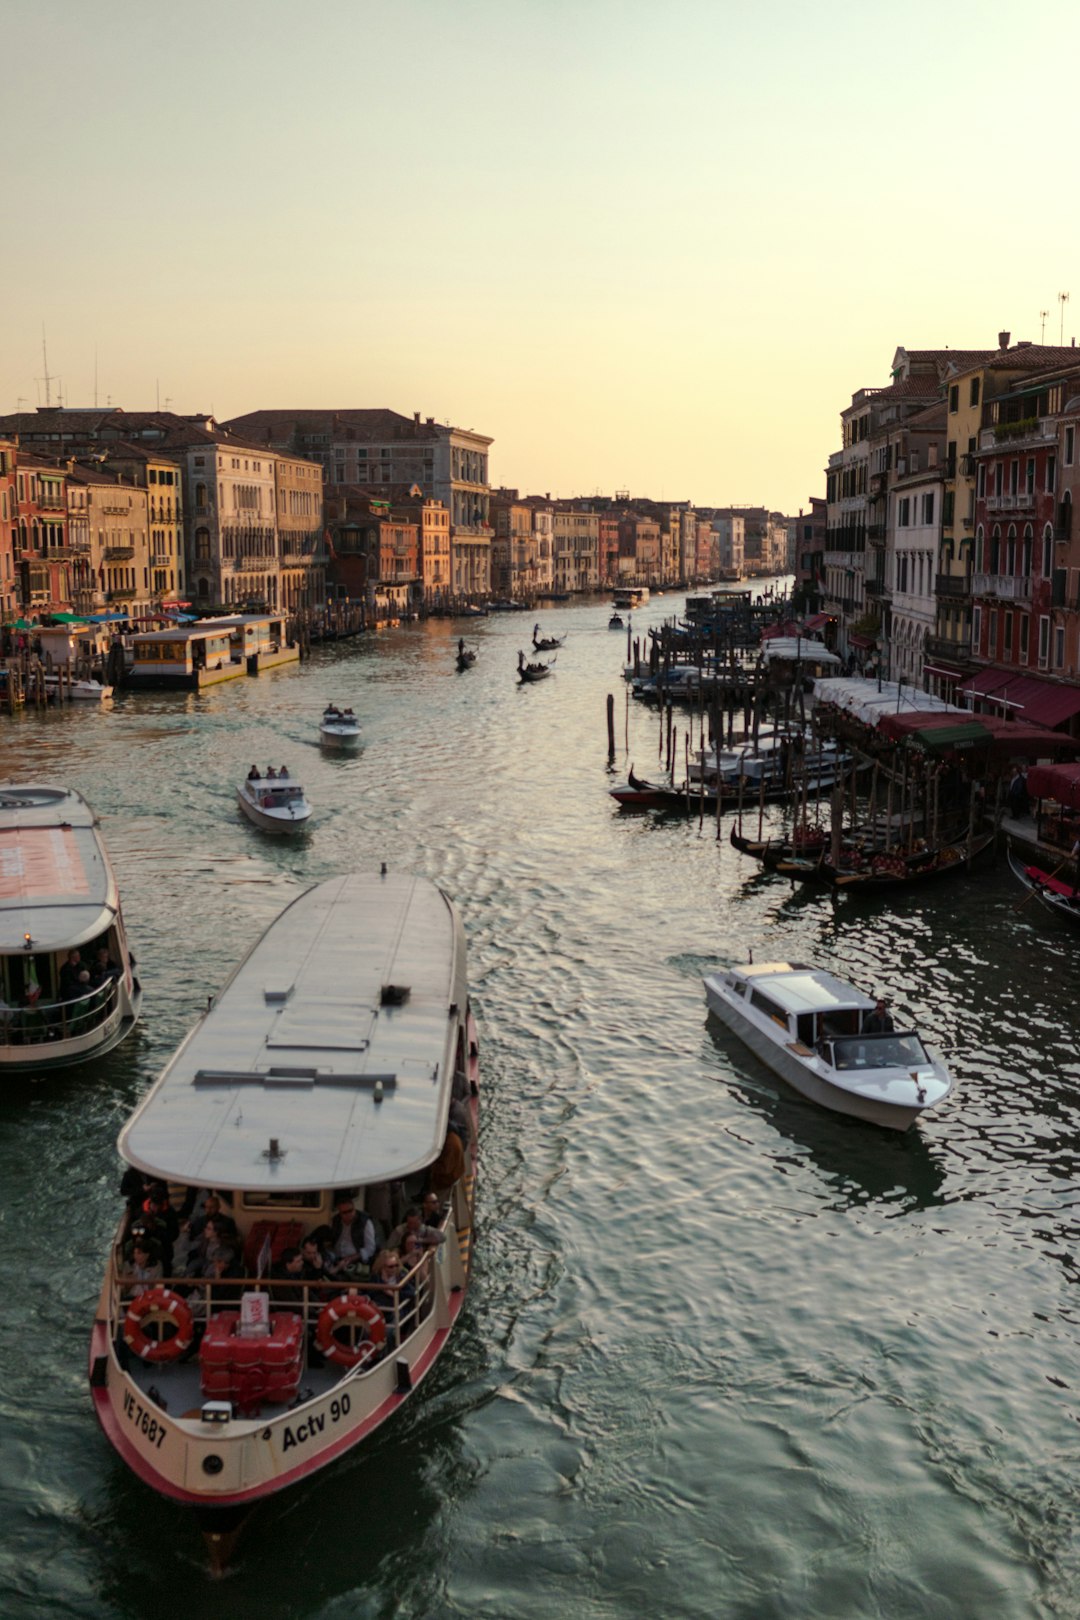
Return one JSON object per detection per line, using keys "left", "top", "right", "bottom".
{"left": 532, "top": 624, "right": 566, "bottom": 652}
{"left": 609, "top": 766, "right": 686, "bottom": 809}
{"left": 777, "top": 830, "right": 996, "bottom": 890}
{"left": 729, "top": 822, "right": 828, "bottom": 870}
{"left": 1008, "top": 843, "right": 1080, "bottom": 926}
{"left": 517, "top": 650, "right": 553, "bottom": 683}
{"left": 455, "top": 638, "right": 477, "bottom": 671}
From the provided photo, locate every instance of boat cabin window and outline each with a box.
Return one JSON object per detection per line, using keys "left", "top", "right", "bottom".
{"left": 832, "top": 1033, "right": 928, "bottom": 1071}
{"left": 817, "top": 1010, "right": 861, "bottom": 1041}
{"left": 749, "top": 989, "right": 789, "bottom": 1030}
{"left": 241, "top": 1189, "right": 324, "bottom": 1211}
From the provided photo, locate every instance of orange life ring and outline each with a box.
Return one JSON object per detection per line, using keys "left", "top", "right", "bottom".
{"left": 123, "top": 1286, "right": 195, "bottom": 1363}
{"left": 315, "top": 1291, "right": 387, "bottom": 1368}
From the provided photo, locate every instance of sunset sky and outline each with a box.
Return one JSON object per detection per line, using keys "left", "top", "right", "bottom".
{"left": 5, "top": 0, "right": 1080, "bottom": 514}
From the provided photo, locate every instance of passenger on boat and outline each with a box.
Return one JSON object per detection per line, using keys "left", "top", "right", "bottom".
{"left": 123, "top": 1239, "right": 164, "bottom": 1297}
{"left": 90, "top": 946, "right": 121, "bottom": 988}
{"left": 862, "top": 999, "right": 894, "bottom": 1035}
{"left": 327, "top": 1196, "right": 377, "bottom": 1278}
{"left": 266, "top": 766, "right": 278, "bottom": 779}
{"left": 421, "top": 1190, "right": 446, "bottom": 1224}
{"left": 448, "top": 1095, "right": 473, "bottom": 1150}
{"left": 247, "top": 765, "right": 261, "bottom": 780}
{"left": 343, "top": 707, "right": 355, "bottom": 717}
{"left": 134, "top": 1183, "right": 179, "bottom": 1272}
{"left": 368, "top": 1248, "right": 415, "bottom": 1345}
{"left": 188, "top": 1214, "right": 237, "bottom": 1279}
{"left": 386, "top": 1205, "right": 445, "bottom": 1255}
{"left": 59, "top": 949, "right": 84, "bottom": 1001}
{"left": 300, "top": 1233, "right": 333, "bottom": 1282}
{"left": 271, "top": 1246, "right": 307, "bottom": 1303}
{"left": 426, "top": 1128, "right": 465, "bottom": 1196}
{"left": 279, "top": 764, "right": 289, "bottom": 778}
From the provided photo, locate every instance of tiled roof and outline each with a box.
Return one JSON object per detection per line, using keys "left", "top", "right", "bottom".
{"left": 221, "top": 408, "right": 443, "bottom": 443}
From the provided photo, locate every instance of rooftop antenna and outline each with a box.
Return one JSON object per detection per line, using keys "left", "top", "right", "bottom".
{"left": 40, "top": 324, "right": 52, "bottom": 407}
{"left": 1040, "top": 308, "right": 1049, "bottom": 342}
{"left": 1060, "top": 291, "right": 1071, "bottom": 345}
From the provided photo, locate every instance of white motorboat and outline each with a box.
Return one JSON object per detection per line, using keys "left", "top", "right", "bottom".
{"left": 318, "top": 706, "right": 361, "bottom": 748}
{"left": 43, "top": 675, "right": 114, "bottom": 702}
{"left": 702, "top": 960, "right": 953, "bottom": 1130}
{"left": 237, "top": 773, "right": 312, "bottom": 833}
{"left": 0, "top": 784, "right": 141, "bottom": 1070}
{"left": 90, "top": 871, "right": 479, "bottom": 1570}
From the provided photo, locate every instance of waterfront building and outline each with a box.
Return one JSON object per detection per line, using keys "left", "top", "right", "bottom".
{"left": 552, "top": 509, "right": 600, "bottom": 593}
{"left": 392, "top": 489, "right": 451, "bottom": 605}
{"left": 789, "top": 499, "right": 826, "bottom": 608}
{"left": 888, "top": 427, "right": 944, "bottom": 684}
{"left": 324, "top": 490, "right": 420, "bottom": 618}
{"left": 0, "top": 442, "right": 19, "bottom": 622}
{"left": 274, "top": 451, "right": 326, "bottom": 613}
{"left": 709, "top": 512, "right": 745, "bottom": 577}
{"left": 63, "top": 464, "right": 152, "bottom": 622}
{"left": 597, "top": 514, "right": 619, "bottom": 587}
{"left": 694, "top": 518, "right": 718, "bottom": 581}
{"left": 521, "top": 497, "right": 555, "bottom": 595}
{"left": 79, "top": 442, "right": 186, "bottom": 610}
{"left": 222, "top": 408, "right": 493, "bottom": 602}
{"left": 490, "top": 489, "right": 540, "bottom": 599}
{"left": 14, "top": 453, "right": 71, "bottom": 616}
{"left": 616, "top": 514, "right": 660, "bottom": 585}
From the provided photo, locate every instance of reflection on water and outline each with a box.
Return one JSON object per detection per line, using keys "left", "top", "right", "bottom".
{"left": 4, "top": 589, "right": 1080, "bottom": 1616}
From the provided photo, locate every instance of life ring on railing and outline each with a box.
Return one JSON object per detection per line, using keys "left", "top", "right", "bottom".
{"left": 122, "top": 1286, "right": 194, "bottom": 1363}
{"left": 315, "top": 1292, "right": 387, "bottom": 1368}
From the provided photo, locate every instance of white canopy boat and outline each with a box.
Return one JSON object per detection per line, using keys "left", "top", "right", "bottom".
{"left": 43, "top": 675, "right": 114, "bottom": 702}
{"left": 702, "top": 960, "right": 952, "bottom": 1130}
{"left": 237, "top": 773, "right": 312, "bottom": 833}
{"left": 90, "top": 871, "right": 480, "bottom": 1570}
{"left": 0, "top": 784, "right": 141, "bottom": 1070}
{"left": 318, "top": 706, "right": 361, "bottom": 748}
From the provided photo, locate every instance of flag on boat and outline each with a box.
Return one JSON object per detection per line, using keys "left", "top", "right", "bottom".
{"left": 25, "top": 956, "right": 40, "bottom": 1001}
{"left": 256, "top": 1231, "right": 273, "bottom": 1278}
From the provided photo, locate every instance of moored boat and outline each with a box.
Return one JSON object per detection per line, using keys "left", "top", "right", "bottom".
{"left": 0, "top": 783, "right": 141, "bottom": 1070}
{"left": 1008, "top": 842, "right": 1080, "bottom": 926}
{"left": 318, "top": 705, "right": 362, "bottom": 748}
{"left": 702, "top": 960, "right": 953, "bottom": 1130}
{"left": 237, "top": 771, "right": 312, "bottom": 833}
{"left": 89, "top": 871, "right": 480, "bottom": 1568}
{"left": 776, "top": 830, "right": 995, "bottom": 890}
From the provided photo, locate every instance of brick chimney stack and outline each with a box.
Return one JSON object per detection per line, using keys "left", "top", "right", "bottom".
{"left": 998, "top": 331, "right": 1011, "bottom": 350}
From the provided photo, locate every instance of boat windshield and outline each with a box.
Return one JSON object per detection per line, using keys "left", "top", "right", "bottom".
{"left": 831, "top": 1032, "right": 928, "bottom": 1070}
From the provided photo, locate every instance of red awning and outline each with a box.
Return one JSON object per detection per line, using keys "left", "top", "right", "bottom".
{"left": 803, "top": 612, "right": 831, "bottom": 631}
{"left": 958, "top": 669, "right": 1080, "bottom": 728}
{"left": 847, "top": 631, "right": 874, "bottom": 649}
{"left": 1028, "top": 762, "right": 1080, "bottom": 807}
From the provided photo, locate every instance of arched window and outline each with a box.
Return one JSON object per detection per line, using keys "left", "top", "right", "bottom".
{"left": 1007, "top": 525, "right": 1017, "bottom": 575}
{"left": 1043, "top": 524, "right": 1054, "bottom": 577}
{"left": 975, "top": 524, "right": 985, "bottom": 572}
{"left": 990, "top": 526, "right": 1001, "bottom": 573}
{"left": 1023, "top": 525, "right": 1033, "bottom": 578}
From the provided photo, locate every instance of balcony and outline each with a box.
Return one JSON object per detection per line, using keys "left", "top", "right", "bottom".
{"left": 106, "top": 586, "right": 137, "bottom": 601}
{"left": 103, "top": 544, "right": 135, "bottom": 560}
{"left": 935, "top": 573, "right": 971, "bottom": 598}
{"left": 985, "top": 492, "right": 1037, "bottom": 515}
{"left": 867, "top": 523, "right": 886, "bottom": 543}
{"left": 971, "top": 572, "right": 1033, "bottom": 601}
{"left": 233, "top": 555, "right": 271, "bottom": 572}
{"left": 925, "top": 634, "right": 972, "bottom": 663}
{"left": 151, "top": 553, "right": 171, "bottom": 567}
{"left": 980, "top": 418, "right": 1057, "bottom": 452}
{"left": 960, "top": 454, "right": 978, "bottom": 477}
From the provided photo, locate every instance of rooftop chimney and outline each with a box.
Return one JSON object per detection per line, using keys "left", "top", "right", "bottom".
{"left": 998, "top": 331, "right": 1011, "bottom": 350}
{"left": 414, "top": 411, "right": 420, "bottom": 425}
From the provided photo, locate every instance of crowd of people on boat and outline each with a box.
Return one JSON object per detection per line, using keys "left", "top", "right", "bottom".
{"left": 246, "top": 764, "right": 290, "bottom": 780}
{"left": 322, "top": 704, "right": 356, "bottom": 719}
{"left": 2, "top": 941, "right": 124, "bottom": 1044}
{"left": 116, "top": 1108, "right": 471, "bottom": 1361}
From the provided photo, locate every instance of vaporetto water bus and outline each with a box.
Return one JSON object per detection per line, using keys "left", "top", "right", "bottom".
{"left": 89, "top": 871, "right": 478, "bottom": 1568}
{"left": 0, "top": 784, "right": 141, "bottom": 1070}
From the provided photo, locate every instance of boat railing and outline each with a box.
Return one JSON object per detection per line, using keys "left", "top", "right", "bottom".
{"left": 2, "top": 977, "right": 120, "bottom": 1047}
{"left": 107, "top": 1251, "right": 436, "bottom": 1370}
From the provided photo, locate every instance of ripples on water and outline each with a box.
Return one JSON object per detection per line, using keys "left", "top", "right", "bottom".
{"left": 3, "top": 597, "right": 1080, "bottom": 1617}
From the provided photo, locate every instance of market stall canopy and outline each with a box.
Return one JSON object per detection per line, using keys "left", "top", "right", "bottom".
{"left": 812, "top": 677, "right": 965, "bottom": 727}
{"left": 759, "top": 637, "right": 841, "bottom": 666}
{"left": 1027, "top": 762, "right": 1080, "bottom": 808}
{"left": 957, "top": 668, "right": 1080, "bottom": 729}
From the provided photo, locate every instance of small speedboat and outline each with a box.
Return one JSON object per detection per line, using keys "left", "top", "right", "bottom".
{"left": 702, "top": 961, "right": 953, "bottom": 1130}
{"left": 238, "top": 774, "right": 312, "bottom": 833}
{"left": 44, "top": 675, "right": 114, "bottom": 702}
{"left": 319, "top": 706, "right": 361, "bottom": 747}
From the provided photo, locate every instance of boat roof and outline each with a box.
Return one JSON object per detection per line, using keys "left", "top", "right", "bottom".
{"left": 733, "top": 962, "right": 876, "bottom": 1015}
{"left": 119, "top": 872, "right": 468, "bottom": 1192}
{"left": 0, "top": 784, "right": 119, "bottom": 952}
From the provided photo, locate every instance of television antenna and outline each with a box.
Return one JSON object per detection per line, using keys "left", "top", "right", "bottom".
{"left": 1060, "top": 291, "right": 1071, "bottom": 345}
{"left": 1040, "top": 308, "right": 1049, "bottom": 341}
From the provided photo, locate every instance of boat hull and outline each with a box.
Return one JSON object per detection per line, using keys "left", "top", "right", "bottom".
{"left": 318, "top": 723, "right": 361, "bottom": 748}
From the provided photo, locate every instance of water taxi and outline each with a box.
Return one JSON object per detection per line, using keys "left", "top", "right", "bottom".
{"left": 702, "top": 961, "right": 952, "bottom": 1130}
{"left": 89, "top": 871, "right": 479, "bottom": 1567}
{"left": 318, "top": 706, "right": 362, "bottom": 748}
{"left": 237, "top": 772, "right": 312, "bottom": 833}
{"left": 0, "top": 784, "right": 141, "bottom": 1071}
{"left": 613, "top": 587, "right": 649, "bottom": 612}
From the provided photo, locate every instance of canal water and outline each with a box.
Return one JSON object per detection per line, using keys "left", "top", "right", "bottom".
{"left": 2, "top": 591, "right": 1080, "bottom": 1619}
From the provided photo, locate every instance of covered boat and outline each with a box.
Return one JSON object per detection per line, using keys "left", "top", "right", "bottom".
{"left": 90, "top": 871, "right": 479, "bottom": 1568}
{"left": 0, "top": 784, "right": 141, "bottom": 1071}
{"left": 238, "top": 772, "right": 312, "bottom": 833}
{"left": 703, "top": 960, "right": 952, "bottom": 1130}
